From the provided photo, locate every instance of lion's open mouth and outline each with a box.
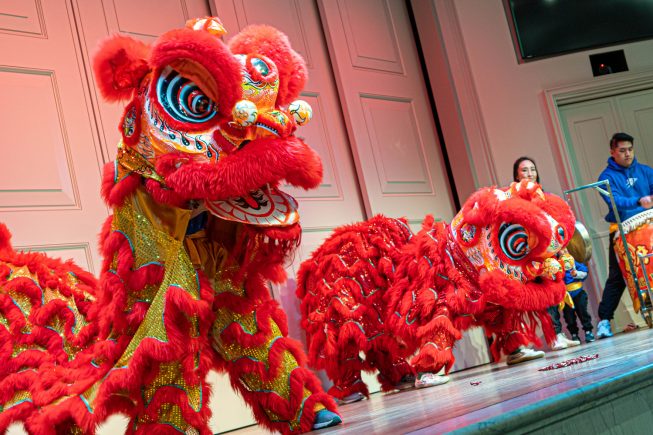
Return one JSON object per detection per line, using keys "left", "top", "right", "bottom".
{"left": 204, "top": 184, "right": 298, "bottom": 226}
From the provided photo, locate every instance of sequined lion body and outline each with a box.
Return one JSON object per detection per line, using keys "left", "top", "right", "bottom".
{"left": 297, "top": 182, "right": 575, "bottom": 399}
{"left": 0, "top": 18, "right": 336, "bottom": 435}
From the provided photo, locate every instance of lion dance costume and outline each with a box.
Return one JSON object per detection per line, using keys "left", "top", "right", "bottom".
{"left": 0, "top": 18, "right": 340, "bottom": 434}
{"left": 297, "top": 181, "right": 575, "bottom": 399}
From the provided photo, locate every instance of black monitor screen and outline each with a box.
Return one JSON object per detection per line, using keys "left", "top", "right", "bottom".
{"left": 508, "top": 0, "right": 653, "bottom": 60}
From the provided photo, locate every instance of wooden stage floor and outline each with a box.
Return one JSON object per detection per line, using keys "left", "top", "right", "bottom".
{"left": 228, "top": 328, "right": 653, "bottom": 434}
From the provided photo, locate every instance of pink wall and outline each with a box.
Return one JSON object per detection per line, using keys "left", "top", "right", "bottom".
{"left": 427, "top": 0, "right": 653, "bottom": 196}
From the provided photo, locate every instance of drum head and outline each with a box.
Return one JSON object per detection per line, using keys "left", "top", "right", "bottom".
{"left": 567, "top": 221, "right": 592, "bottom": 263}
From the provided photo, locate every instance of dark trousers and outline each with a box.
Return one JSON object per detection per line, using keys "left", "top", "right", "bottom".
{"left": 547, "top": 305, "right": 562, "bottom": 334}
{"left": 562, "top": 290, "right": 593, "bottom": 334}
{"left": 598, "top": 233, "right": 626, "bottom": 321}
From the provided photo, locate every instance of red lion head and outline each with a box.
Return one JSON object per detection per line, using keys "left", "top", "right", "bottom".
{"left": 450, "top": 180, "right": 576, "bottom": 310}
{"left": 93, "top": 18, "right": 322, "bottom": 225}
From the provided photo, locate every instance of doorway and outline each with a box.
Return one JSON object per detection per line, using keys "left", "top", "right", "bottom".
{"left": 549, "top": 73, "right": 653, "bottom": 331}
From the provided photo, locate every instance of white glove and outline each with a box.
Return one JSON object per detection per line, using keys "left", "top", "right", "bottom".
{"left": 575, "top": 270, "right": 587, "bottom": 280}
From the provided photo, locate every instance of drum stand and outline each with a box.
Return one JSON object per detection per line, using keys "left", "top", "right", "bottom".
{"left": 565, "top": 180, "right": 653, "bottom": 328}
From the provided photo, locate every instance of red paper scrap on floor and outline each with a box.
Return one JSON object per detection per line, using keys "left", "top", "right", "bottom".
{"left": 538, "top": 354, "right": 599, "bottom": 371}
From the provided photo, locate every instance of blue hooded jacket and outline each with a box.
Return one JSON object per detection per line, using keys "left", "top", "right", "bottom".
{"left": 598, "top": 157, "right": 653, "bottom": 223}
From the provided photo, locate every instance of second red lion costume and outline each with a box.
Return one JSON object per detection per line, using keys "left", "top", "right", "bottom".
{"left": 297, "top": 181, "right": 575, "bottom": 399}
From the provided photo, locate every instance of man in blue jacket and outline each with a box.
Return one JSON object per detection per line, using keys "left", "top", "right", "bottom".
{"left": 596, "top": 132, "right": 653, "bottom": 338}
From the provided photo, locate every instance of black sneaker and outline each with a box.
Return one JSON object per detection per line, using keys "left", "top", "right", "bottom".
{"left": 395, "top": 374, "right": 416, "bottom": 390}
{"left": 585, "top": 331, "right": 595, "bottom": 342}
{"left": 571, "top": 333, "right": 580, "bottom": 342}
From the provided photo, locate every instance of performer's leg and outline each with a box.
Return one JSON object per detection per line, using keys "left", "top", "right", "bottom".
{"left": 127, "top": 361, "right": 212, "bottom": 435}
{"left": 365, "top": 338, "right": 413, "bottom": 392}
{"left": 483, "top": 309, "right": 534, "bottom": 360}
{"left": 411, "top": 342, "right": 455, "bottom": 375}
{"left": 547, "top": 306, "right": 563, "bottom": 334}
{"left": 324, "top": 347, "right": 367, "bottom": 400}
{"left": 575, "top": 291, "right": 594, "bottom": 333}
{"left": 492, "top": 333, "right": 530, "bottom": 358}
{"left": 598, "top": 234, "right": 626, "bottom": 321}
{"left": 410, "top": 327, "right": 457, "bottom": 375}
{"left": 562, "top": 305, "right": 579, "bottom": 336}
{"left": 211, "top": 278, "right": 338, "bottom": 434}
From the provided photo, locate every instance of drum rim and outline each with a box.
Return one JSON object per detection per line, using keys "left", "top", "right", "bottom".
{"left": 620, "top": 209, "right": 653, "bottom": 234}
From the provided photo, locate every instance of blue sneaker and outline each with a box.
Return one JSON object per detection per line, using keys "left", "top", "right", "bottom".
{"left": 596, "top": 320, "right": 613, "bottom": 339}
{"left": 312, "top": 409, "right": 342, "bottom": 430}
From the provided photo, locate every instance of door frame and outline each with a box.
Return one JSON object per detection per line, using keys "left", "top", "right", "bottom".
{"left": 545, "top": 69, "right": 653, "bottom": 196}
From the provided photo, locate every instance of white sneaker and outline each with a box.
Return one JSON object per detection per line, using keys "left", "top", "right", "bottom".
{"left": 552, "top": 332, "right": 580, "bottom": 350}
{"left": 506, "top": 347, "right": 545, "bottom": 365}
{"left": 551, "top": 333, "right": 568, "bottom": 351}
{"left": 414, "top": 373, "right": 450, "bottom": 389}
{"left": 562, "top": 333, "right": 580, "bottom": 347}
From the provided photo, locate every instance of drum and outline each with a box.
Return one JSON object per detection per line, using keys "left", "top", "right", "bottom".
{"left": 613, "top": 209, "right": 653, "bottom": 313}
{"left": 567, "top": 221, "right": 592, "bottom": 263}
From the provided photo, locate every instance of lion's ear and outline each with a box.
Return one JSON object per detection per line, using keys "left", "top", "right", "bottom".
{"left": 228, "top": 25, "right": 307, "bottom": 107}
{"left": 460, "top": 187, "right": 501, "bottom": 224}
{"left": 93, "top": 35, "right": 151, "bottom": 102}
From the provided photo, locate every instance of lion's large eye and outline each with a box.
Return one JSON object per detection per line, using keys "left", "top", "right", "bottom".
{"left": 251, "top": 57, "right": 270, "bottom": 77}
{"left": 499, "top": 223, "right": 529, "bottom": 261}
{"left": 554, "top": 224, "right": 565, "bottom": 244}
{"left": 156, "top": 66, "right": 217, "bottom": 124}
{"left": 243, "top": 55, "right": 278, "bottom": 85}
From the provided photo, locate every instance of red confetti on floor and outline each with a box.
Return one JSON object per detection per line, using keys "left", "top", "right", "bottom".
{"left": 538, "top": 354, "right": 599, "bottom": 371}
